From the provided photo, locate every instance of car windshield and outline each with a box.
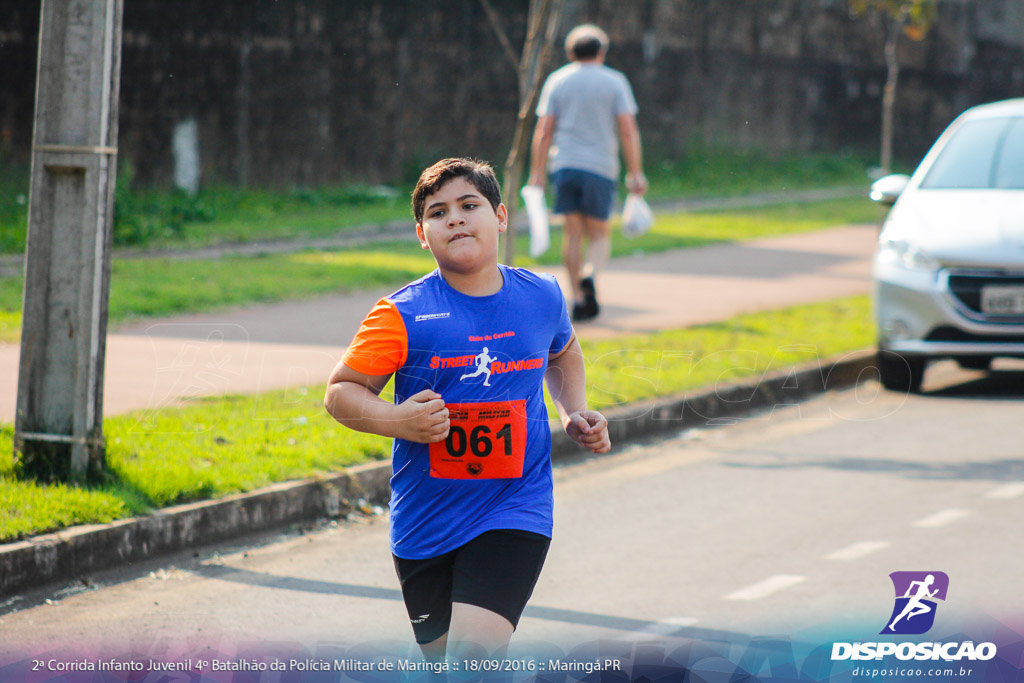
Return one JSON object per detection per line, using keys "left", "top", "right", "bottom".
{"left": 920, "top": 116, "right": 1024, "bottom": 189}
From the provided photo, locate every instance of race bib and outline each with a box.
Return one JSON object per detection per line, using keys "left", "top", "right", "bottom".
{"left": 429, "top": 400, "right": 527, "bottom": 479}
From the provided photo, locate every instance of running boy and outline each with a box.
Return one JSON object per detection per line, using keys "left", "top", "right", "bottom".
{"left": 324, "top": 158, "right": 610, "bottom": 661}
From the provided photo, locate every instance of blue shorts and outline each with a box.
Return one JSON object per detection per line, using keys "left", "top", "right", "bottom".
{"left": 552, "top": 168, "right": 616, "bottom": 220}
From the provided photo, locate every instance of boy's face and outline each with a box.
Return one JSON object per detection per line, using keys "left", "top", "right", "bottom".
{"left": 416, "top": 177, "right": 507, "bottom": 276}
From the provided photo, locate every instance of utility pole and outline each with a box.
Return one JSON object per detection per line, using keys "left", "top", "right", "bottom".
{"left": 15, "top": 0, "right": 123, "bottom": 482}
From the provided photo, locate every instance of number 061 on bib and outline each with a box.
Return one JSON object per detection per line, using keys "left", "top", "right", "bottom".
{"left": 429, "top": 400, "right": 528, "bottom": 479}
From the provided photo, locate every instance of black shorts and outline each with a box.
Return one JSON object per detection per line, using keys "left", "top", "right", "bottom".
{"left": 392, "top": 529, "right": 551, "bottom": 644}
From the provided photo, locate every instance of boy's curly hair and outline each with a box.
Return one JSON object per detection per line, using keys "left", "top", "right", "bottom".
{"left": 412, "top": 158, "right": 502, "bottom": 223}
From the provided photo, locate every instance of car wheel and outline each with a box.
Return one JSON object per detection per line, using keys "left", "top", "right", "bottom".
{"left": 877, "top": 349, "right": 926, "bottom": 393}
{"left": 954, "top": 356, "right": 992, "bottom": 371}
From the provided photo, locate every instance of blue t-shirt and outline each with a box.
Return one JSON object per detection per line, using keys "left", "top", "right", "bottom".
{"left": 342, "top": 265, "right": 574, "bottom": 559}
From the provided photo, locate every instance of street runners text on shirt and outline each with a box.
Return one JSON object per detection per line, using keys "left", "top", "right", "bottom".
{"left": 429, "top": 355, "right": 543, "bottom": 372}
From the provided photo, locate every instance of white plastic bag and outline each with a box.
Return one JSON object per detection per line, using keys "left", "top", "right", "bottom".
{"left": 622, "top": 193, "right": 654, "bottom": 238}
{"left": 520, "top": 185, "right": 550, "bottom": 258}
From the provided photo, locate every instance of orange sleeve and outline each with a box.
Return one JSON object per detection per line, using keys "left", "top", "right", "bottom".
{"left": 341, "top": 298, "right": 408, "bottom": 376}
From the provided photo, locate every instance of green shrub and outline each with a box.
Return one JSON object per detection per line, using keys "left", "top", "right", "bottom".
{"left": 113, "top": 163, "right": 216, "bottom": 247}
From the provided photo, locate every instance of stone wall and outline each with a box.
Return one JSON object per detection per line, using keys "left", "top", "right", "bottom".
{"left": 1, "top": 0, "right": 1023, "bottom": 187}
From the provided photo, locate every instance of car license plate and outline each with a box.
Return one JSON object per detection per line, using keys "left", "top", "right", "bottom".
{"left": 981, "top": 286, "right": 1024, "bottom": 315}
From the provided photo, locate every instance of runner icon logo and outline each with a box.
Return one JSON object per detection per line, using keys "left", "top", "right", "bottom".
{"left": 880, "top": 571, "right": 949, "bottom": 635}
{"left": 459, "top": 347, "right": 497, "bottom": 387}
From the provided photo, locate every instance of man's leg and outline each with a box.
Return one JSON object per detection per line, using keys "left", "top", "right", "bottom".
{"left": 582, "top": 216, "right": 611, "bottom": 280}
{"left": 570, "top": 215, "right": 611, "bottom": 319}
{"left": 570, "top": 170, "right": 615, "bottom": 319}
{"left": 562, "top": 212, "right": 586, "bottom": 304}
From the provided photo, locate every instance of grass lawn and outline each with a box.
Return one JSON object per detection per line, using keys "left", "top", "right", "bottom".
{"left": 0, "top": 178, "right": 410, "bottom": 254}
{"left": 0, "top": 295, "right": 873, "bottom": 542}
{"left": 0, "top": 150, "right": 873, "bottom": 254}
{"left": 110, "top": 184, "right": 411, "bottom": 250}
{"left": 0, "top": 197, "right": 881, "bottom": 343}
{"left": 642, "top": 149, "right": 869, "bottom": 202}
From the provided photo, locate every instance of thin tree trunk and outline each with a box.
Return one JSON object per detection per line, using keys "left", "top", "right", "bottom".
{"left": 881, "top": 30, "right": 899, "bottom": 174}
{"left": 498, "top": 0, "right": 563, "bottom": 266}
{"left": 880, "top": 7, "right": 908, "bottom": 175}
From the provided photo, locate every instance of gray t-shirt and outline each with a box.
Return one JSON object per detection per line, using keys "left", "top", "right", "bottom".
{"left": 536, "top": 62, "right": 638, "bottom": 181}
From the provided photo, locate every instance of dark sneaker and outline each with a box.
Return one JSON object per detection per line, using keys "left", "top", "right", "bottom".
{"left": 572, "top": 301, "right": 597, "bottom": 322}
{"left": 579, "top": 276, "right": 599, "bottom": 318}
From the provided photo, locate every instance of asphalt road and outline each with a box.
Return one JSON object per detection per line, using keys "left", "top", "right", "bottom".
{"left": 2, "top": 360, "right": 1022, "bottom": 672}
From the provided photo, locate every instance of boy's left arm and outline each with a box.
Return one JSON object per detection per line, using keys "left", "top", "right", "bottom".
{"left": 545, "top": 335, "right": 611, "bottom": 454}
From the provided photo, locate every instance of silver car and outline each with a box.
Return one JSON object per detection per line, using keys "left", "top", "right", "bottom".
{"left": 871, "top": 98, "right": 1024, "bottom": 392}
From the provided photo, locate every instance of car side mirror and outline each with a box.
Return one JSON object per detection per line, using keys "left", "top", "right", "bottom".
{"left": 869, "top": 174, "right": 911, "bottom": 206}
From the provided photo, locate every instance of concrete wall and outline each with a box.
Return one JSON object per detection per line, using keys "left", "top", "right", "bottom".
{"left": 2, "top": 0, "right": 1023, "bottom": 188}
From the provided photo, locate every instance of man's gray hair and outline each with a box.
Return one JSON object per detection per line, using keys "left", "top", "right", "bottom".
{"left": 565, "top": 24, "right": 609, "bottom": 61}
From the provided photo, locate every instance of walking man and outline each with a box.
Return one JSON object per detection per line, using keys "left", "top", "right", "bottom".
{"left": 529, "top": 23, "right": 647, "bottom": 322}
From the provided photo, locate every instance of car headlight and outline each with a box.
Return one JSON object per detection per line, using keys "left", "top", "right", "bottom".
{"left": 876, "top": 238, "right": 940, "bottom": 271}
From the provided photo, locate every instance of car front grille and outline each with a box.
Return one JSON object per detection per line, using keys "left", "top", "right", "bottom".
{"left": 945, "top": 270, "right": 1024, "bottom": 322}
{"left": 925, "top": 326, "right": 1024, "bottom": 343}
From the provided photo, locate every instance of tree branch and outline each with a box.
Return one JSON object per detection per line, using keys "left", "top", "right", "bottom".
{"left": 480, "top": 0, "right": 519, "bottom": 73}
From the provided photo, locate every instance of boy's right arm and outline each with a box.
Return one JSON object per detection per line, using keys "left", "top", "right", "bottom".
{"left": 324, "top": 361, "right": 450, "bottom": 443}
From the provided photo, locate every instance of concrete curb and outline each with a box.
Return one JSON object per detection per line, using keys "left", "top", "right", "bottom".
{"left": 549, "top": 348, "right": 876, "bottom": 458}
{"left": 0, "top": 349, "right": 877, "bottom": 599}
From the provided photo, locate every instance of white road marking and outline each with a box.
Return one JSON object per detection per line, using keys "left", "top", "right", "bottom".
{"left": 637, "top": 616, "right": 700, "bottom": 635}
{"left": 985, "top": 483, "right": 1024, "bottom": 500}
{"left": 912, "top": 509, "right": 972, "bottom": 528}
{"left": 825, "top": 540, "right": 891, "bottom": 561}
{"left": 724, "top": 575, "right": 806, "bottom": 601}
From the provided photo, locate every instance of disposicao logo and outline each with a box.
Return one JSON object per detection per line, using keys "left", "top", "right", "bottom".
{"left": 881, "top": 571, "right": 948, "bottom": 635}
{"left": 831, "top": 571, "right": 997, "bottom": 663}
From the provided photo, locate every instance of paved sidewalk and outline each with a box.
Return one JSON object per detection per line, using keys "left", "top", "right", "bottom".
{"left": 0, "top": 223, "right": 878, "bottom": 421}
